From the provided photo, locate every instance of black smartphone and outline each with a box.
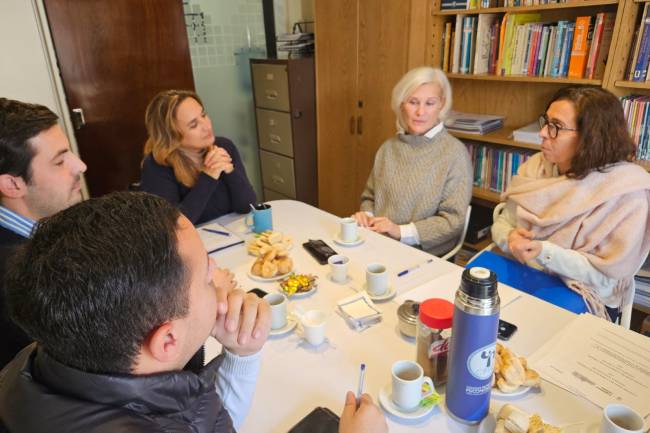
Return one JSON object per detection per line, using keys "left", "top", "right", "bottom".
{"left": 247, "top": 288, "right": 268, "bottom": 298}
{"left": 302, "top": 239, "right": 337, "bottom": 265}
{"left": 498, "top": 319, "right": 518, "bottom": 341}
{"left": 288, "top": 406, "right": 339, "bottom": 433}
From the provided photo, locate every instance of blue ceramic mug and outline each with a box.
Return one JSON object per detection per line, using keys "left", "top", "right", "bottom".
{"left": 246, "top": 203, "right": 273, "bottom": 233}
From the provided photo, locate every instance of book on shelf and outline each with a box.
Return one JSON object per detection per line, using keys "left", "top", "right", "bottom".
{"left": 512, "top": 121, "right": 542, "bottom": 145}
{"left": 445, "top": 111, "right": 505, "bottom": 134}
{"left": 465, "top": 141, "right": 533, "bottom": 193}
{"left": 474, "top": 14, "right": 499, "bottom": 75}
{"left": 632, "top": 3, "right": 650, "bottom": 82}
{"left": 568, "top": 16, "right": 591, "bottom": 79}
{"left": 620, "top": 95, "right": 650, "bottom": 161}
{"left": 452, "top": 16, "right": 464, "bottom": 73}
{"left": 443, "top": 22, "right": 453, "bottom": 72}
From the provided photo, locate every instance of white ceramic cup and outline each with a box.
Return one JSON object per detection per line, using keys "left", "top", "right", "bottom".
{"left": 340, "top": 217, "right": 358, "bottom": 243}
{"left": 366, "top": 263, "right": 388, "bottom": 296}
{"left": 328, "top": 254, "right": 350, "bottom": 284}
{"left": 391, "top": 360, "right": 433, "bottom": 412}
{"left": 302, "top": 309, "right": 327, "bottom": 346}
{"left": 263, "top": 293, "right": 287, "bottom": 330}
{"left": 601, "top": 404, "right": 645, "bottom": 433}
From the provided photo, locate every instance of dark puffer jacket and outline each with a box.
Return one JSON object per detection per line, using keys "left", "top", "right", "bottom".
{"left": 0, "top": 345, "right": 234, "bottom": 433}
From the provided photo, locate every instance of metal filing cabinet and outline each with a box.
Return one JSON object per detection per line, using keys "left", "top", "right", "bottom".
{"left": 251, "top": 58, "right": 317, "bottom": 206}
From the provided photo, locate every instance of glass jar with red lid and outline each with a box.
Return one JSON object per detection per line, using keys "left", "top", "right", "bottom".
{"left": 416, "top": 298, "right": 454, "bottom": 385}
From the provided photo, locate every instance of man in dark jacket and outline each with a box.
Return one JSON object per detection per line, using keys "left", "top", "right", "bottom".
{"left": 0, "top": 192, "right": 387, "bottom": 433}
{"left": 0, "top": 98, "right": 87, "bottom": 368}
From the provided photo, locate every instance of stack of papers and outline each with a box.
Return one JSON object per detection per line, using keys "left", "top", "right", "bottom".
{"left": 277, "top": 32, "right": 314, "bottom": 56}
{"left": 529, "top": 314, "right": 650, "bottom": 423}
{"left": 337, "top": 293, "right": 382, "bottom": 332}
{"left": 197, "top": 221, "right": 244, "bottom": 254}
{"left": 445, "top": 111, "right": 505, "bottom": 135}
{"left": 512, "top": 121, "right": 542, "bottom": 145}
{"left": 634, "top": 254, "right": 650, "bottom": 308}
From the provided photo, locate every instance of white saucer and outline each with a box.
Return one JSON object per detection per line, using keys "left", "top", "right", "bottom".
{"left": 378, "top": 384, "right": 435, "bottom": 421}
{"left": 327, "top": 272, "right": 351, "bottom": 285}
{"left": 280, "top": 284, "right": 317, "bottom": 299}
{"left": 333, "top": 235, "right": 365, "bottom": 247}
{"left": 363, "top": 284, "right": 397, "bottom": 302}
{"left": 269, "top": 316, "right": 298, "bottom": 337}
{"left": 491, "top": 385, "right": 532, "bottom": 398}
{"left": 247, "top": 268, "right": 294, "bottom": 282}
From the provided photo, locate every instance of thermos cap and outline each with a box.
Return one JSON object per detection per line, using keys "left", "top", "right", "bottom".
{"left": 461, "top": 267, "right": 498, "bottom": 299}
{"left": 419, "top": 298, "right": 454, "bottom": 329}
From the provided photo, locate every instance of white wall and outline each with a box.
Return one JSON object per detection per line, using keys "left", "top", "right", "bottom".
{"left": 0, "top": 0, "right": 88, "bottom": 196}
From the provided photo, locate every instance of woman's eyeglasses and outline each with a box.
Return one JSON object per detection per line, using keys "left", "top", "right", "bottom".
{"left": 538, "top": 114, "right": 578, "bottom": 139}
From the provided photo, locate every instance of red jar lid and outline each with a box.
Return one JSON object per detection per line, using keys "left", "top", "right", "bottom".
{"left": 419, "top": 298, "right": 453, "bottom": 329}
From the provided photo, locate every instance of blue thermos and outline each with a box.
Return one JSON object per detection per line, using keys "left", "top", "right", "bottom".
{"left": 445, "top": 267, "right": 500, "bottom": 424}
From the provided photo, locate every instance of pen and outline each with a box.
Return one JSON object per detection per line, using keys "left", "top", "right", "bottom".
{"left": 356, "top": 363, "right": 366, "bottom": 407}
{"left": 397, "top": 258, "right": 434, "bottom": 277}
{"left": 202, "top": 228, "right": 231, "bottom": 237}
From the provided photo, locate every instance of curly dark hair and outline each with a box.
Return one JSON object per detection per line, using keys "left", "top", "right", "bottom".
{"left": 6, "top": 192, "right": 189, "bottom": 374}
{"left": 546, "top": 86, "right": 636, "bottom": 179}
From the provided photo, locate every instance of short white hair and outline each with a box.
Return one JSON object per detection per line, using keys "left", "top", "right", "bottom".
{"left": 391, "top": 67, "right": 453, "bottom": 132}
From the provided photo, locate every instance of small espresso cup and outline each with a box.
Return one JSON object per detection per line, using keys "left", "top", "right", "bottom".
{"left": 366, "top": 263, "right": 388, "bottom": 296}
{"left": 245, "top": 203, "right": 273, "bottom": 233}
{"left": 601, "top": 404, "right": 645, "bottom": 433}
{"left": 391, "top": 360, "right": 434, "bottom": 412}
{"left": 340, "top": 217, "right": 358, "bottom": 243}
{"left": 328, "top": 254, "right": 350, "bottom": 284}
{"left": 301, "top": 309, "right": 327, "bottom": 346}
{"left": 263, "top": 293, "right": 287, "bottom": 330}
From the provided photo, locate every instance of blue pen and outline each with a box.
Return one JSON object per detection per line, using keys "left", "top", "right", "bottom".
{"left": 202, "top": 228, "right": 231, "bottom": 237}
{"left": 397, "top": 258, "right": 434, "bottom": 277}
{"left": 356, "top": 364, "right": 366, "bottom": 407}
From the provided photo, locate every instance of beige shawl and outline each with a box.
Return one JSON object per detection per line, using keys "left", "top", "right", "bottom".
{"left": 502, "top": 153, "right": 650, "bottom": 319}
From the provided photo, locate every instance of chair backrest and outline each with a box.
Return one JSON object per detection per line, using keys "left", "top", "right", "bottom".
{"left": 441, "top": 205, "right": 472, "bottom": 261}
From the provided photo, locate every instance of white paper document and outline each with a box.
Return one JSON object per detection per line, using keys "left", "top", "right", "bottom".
{"left": 529, "top": 314, "right": 650, "bottom": 423}
{"left": 197, "top": 221, "right": 244, "bottom": 254}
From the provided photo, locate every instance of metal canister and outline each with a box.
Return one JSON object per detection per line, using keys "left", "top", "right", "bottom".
{"left": 445, "top": 267, "right": 500, "bottom": 424}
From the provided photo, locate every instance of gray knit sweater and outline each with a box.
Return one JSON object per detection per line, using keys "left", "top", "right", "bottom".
{"left": 360, "top": 129, "right": 473, "bottom": 256}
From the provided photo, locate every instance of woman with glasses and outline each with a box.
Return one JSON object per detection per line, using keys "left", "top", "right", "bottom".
{"left": 141, "top": 90, "right": 256, "bottom": 225}
{"left": 491, "top": 86, "right": 650, "bottom": 322}
{"left": 352, "top": 67, "right": 472, "bottom": 257}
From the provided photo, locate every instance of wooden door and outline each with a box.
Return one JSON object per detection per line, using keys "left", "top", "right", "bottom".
{"left": 355, "top": 0, "right": 412, "bottom": 203}
{"left": 43, "top": 0, "right": 195, "bottom": 196}
{"left": 315, "top": 0, "right": 359, "bottom": 216}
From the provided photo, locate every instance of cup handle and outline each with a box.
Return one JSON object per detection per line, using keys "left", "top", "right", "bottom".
{"left": 245, "top": 213, "right": 254, "bottom": 229}
{"left": 421, "top": 377, "right": 435, "bottom": 398}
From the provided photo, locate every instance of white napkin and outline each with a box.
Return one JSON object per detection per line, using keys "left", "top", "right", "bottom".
{"left": 336, "top": 293, "right": 382, "bottom": 331}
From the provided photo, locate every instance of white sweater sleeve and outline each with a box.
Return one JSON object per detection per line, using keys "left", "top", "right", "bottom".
{"left": 215, "top": 349, "right": 262, "bottom": 429}
{"left": 490, "top": 200, "right": 517, "bottom": 253}
{"left": 535, "top": 241, "right": 619, "bottom": 303}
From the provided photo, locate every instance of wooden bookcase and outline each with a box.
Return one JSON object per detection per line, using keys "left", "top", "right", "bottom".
{"left": 427, "top": 0, "right": 650, "bottom": 205}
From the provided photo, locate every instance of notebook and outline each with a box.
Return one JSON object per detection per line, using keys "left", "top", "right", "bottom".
{"left": 197, "top": 221, "right": 244, "bottom": 254}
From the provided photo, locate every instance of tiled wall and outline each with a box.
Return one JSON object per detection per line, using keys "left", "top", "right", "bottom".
{"left": 183, "top": 0, "right": 266, "bottom": 68}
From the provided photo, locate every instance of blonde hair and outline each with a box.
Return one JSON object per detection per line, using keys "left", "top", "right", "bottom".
{"left": 144, "top": 90, "right": 203, "bottom": 188}
{"left": 390, "top": 67, "right": 453, "bottom": 133}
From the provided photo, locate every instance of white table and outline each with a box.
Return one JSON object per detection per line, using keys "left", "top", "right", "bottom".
{"left": 205, "top": 200, "right": 603, "bottom": 433}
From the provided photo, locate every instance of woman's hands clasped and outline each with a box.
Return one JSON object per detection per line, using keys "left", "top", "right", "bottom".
{"left": 352, "top": 212, "right": 400, "bottom": 240}
{"left": 202, "top": 146, "right": 234, "bottom": 180}
{"left": 507, "top": 228, "right": 542, "bottom": 263}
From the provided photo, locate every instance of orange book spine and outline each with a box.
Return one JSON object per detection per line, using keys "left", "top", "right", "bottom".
{"left": 568, "top": 16, "right": 591, "bottom": 79}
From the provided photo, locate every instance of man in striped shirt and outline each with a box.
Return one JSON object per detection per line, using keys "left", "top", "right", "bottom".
{"left": 0, "top": 98, "right": 87, "bottom": 368}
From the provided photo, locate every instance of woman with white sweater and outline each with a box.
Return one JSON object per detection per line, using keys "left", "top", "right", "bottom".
{"left": 352, "top": 67, "right": 472, "bottom": 257}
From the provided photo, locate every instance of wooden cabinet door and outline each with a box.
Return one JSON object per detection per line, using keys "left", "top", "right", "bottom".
{"left": 315, "top": 0, "right": 359, "bottom": 217}
{"left": 355, "top": 0, "right": 412, "bottom": 203}
{"left": 43, "top": 0, "right": 194, "bottom": 196}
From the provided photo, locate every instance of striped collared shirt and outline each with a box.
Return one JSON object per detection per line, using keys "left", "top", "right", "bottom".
{"left": 0, "top": 205, "right": 35, "bottom": 238}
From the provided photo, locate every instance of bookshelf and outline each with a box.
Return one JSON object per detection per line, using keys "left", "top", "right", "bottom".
{"left": 428, "top": 0, "right": 650, "bottom": 208}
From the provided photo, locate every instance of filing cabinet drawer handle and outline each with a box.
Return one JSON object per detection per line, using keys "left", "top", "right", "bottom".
{"left": 270, "top": 134, "right": 282, "bottom": 144}
{"left": 265, "top": 90, "right": 279, "bottom": 100}
{"left": 272, "top": 175, "right": 285, "bottom": 185}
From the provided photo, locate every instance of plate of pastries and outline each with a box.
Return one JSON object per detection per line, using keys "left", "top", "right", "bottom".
{"left": 492, "top": 343, "right": 541, "bottom": 397}
{"left": 248, "top": 245, "right": 294, "bottom": 282}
